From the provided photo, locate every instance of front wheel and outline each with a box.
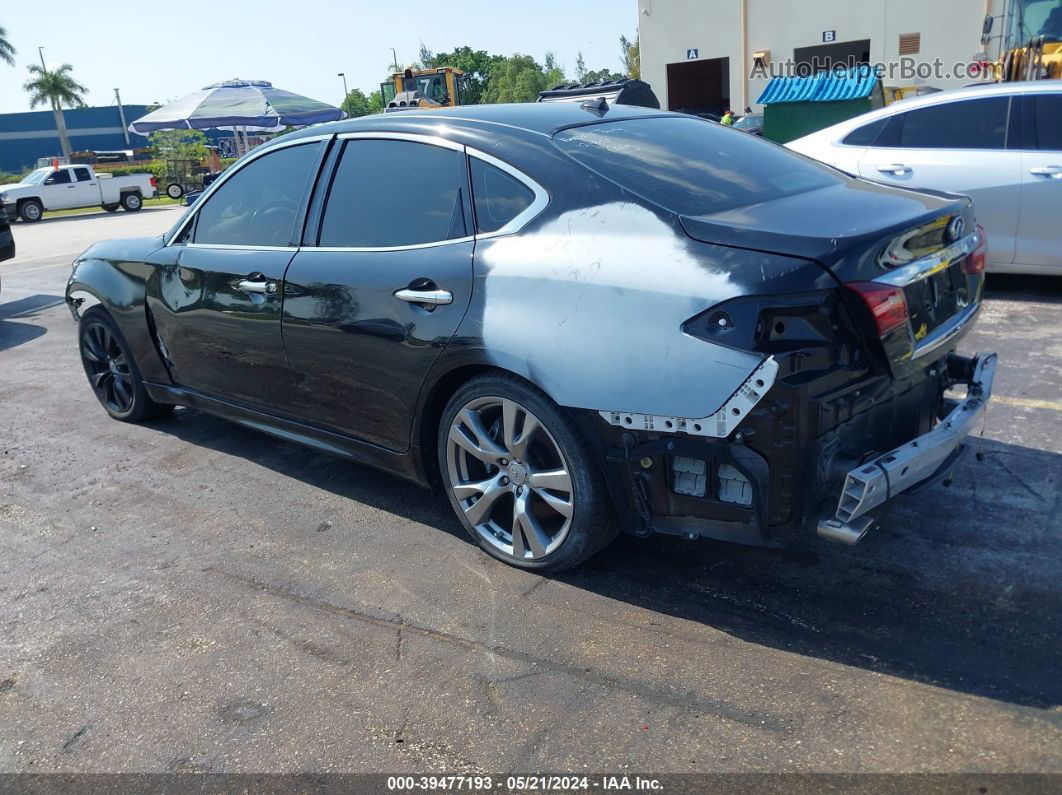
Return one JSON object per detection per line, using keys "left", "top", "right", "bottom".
{"left": 439, "top": 373, "right": 617, "bottom": 571}
{"left": 18, "top": 199, "right": 43, "bottom": 223}
{"left": 120, "top": 192, "right": 142, "bottom": 212}
{"left": 78, "top": 307, "right": 173, "bottom": 422}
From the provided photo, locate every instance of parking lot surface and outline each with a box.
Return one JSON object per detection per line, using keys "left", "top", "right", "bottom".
{"left": 1, "top": 209, "right": 1060, "bottom": 773}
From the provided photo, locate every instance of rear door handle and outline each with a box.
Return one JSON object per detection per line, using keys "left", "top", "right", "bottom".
{"left": 1030, "top": 165, "right": 1062, "bottom": 177}
{"left": 877, "top": 163, "right": 912, "bottom": 175}
{"left": 394, "top": 288, "right": 453, "bottom": 306}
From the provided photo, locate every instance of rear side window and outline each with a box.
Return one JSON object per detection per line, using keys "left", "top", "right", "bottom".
{"left": 1030, "top": 94, "right": 1062, "bottom": 150}
{"left": 893, "top": 97, "right": 1009, "bottom": 149}
{"left": 470, "top": 159, "right": 535, "bottom": 233}
{"left": 194, "top": 142, "right": 321, "bottom": 247}
{"left": 74, "top": 167, "right": 92, "bottom": 182}
{"left": 553, "top": 117, "right": 842, "bottom": 217}
{"left": 842, "top": 117, "right": 888, "bottom": 146}
{"left": 319, "top": 140, "right": 468, "bottom": 247}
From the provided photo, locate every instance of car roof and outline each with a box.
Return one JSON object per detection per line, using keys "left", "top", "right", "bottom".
{"left": 280, "top": 101, "right": 671, "bottom": 143}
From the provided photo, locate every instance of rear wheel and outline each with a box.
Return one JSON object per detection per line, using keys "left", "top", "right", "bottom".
{"left": 78, "top": 307, "right": 172, "bottom": 422}
{"left": 439, "top": 374, "right": 617, "bottom": 571}
{"left": 18, "top": 199, "right": 43, "bottom": 223}
{"left": 120, "top": 192, "right": 142, "bottom": 212}
{"left": 165, "top": 183, "right": 184, "bottom": 200}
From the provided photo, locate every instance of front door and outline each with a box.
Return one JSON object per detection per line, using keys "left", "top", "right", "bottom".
{"left": 280, "top": 136, "right": 475, "bottom": 452}
{"left": 1016, "top": 93, "right": 1062, "bottom": 270}
{"left": 42, "top": 168, "right": 78, "bottom": 209}
{"left": 146, "top": 139, "right": 324, "bottom": 407}
{"left": 857, "top": 94, "right": 1021, "bottom": 267}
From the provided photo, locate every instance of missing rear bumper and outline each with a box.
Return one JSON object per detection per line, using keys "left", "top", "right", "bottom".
{"left": 820, "top": 351, "right": 997, "bottom": 543}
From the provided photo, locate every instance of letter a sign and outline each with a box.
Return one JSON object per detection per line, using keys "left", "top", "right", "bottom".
{"left": 686, "top": 48, "right": 699, "bottom": 59}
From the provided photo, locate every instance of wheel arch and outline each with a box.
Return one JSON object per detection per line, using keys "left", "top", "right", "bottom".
{"left": 66, "top": 256, "right": 170, "bottom": 384}
{"left": 414, "top": 359, "right": 567, "bottom": 489}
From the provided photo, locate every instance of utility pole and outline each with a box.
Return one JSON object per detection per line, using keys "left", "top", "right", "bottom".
{"left": 391, "top": 47, "right": 399, "bottom": 72}
{"left": 114, "top": 88, "right": 131, "bottom": 147}
{"left": 338, "top": 72, "right": 348, "bottom": 102}
{"left": 37, "top": 46, "right": 46, "bottom": 70}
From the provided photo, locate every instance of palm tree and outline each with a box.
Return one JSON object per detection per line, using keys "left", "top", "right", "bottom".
{"left": 24, "top": 63, "right": 87, "bottom": 159}
{"left": 0, "top": 25, "right": 15, "bottom": 67}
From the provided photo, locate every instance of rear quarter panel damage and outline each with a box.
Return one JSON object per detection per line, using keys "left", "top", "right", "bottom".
{"left": 469, "top": 201, "right": 766, "bottom": 419}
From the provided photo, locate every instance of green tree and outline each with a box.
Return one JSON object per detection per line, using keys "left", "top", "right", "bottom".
{"left": 341, "top": 88, "right": 384, "bottom": 117}
{"left": 23, "top": 63, "right": 87, "bottom": 159}
{"left": 418, "top": 42, "right": 437, "bottom": 69}
{"left": 148, "top": 129, "right": 210, "bottom": 184}
{"left": 621, "top": 34, "right": 640, "bottom": 79}
{"left": 575, "top": 51, "right": 587, "bottom": 82}
{"left": 425, "top": 46, "right": 504, "bottom": 105}
{"left": 583, "top": 67, "right": 625, "bottom": 83}
{"left": 543, "top": 51, "right": 566, "bottom": 88}
{"left": 481, "top": 54, "right": 550, "bottom": 104}
{"left": 0, "top": 25, "right": 15, "bottom": 67}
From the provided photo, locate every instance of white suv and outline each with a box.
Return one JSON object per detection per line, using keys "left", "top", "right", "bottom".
{"left": 788, "top": 81, "right": 1062, "bottom": 276}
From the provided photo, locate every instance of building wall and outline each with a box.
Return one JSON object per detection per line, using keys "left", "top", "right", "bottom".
{"left": 638, "top": 0, "right": 1002, "bottom": 113}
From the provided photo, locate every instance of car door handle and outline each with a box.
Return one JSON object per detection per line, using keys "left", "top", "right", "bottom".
{"left": 876, "top": 164, "right": 912, "bottom": 175}
{"left": 394, "top": 288, "right": 453, "bottom": 306}
{"left": 1030, "top": 165, "right": 1062, "bottom": 177}
{"left": 237, "top": 278, "right": 277, "bottom": 295}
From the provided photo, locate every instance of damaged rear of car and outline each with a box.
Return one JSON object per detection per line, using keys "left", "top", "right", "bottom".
{"left": 546, "top": 115, "right": 995, "bottom": 551}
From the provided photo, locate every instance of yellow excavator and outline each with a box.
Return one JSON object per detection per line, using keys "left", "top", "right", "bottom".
{"left": 991, "top": 0, "right": 1062, "bottom": 81}
{"left": 381, "top": 67, "right": 471, "bottom": 112}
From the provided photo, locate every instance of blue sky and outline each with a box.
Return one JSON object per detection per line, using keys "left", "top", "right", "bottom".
{"left": 0, "top": 0, "right": 637, "bottom": 114}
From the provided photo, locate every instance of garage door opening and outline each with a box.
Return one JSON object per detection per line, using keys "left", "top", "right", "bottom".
{"left": 666, "top": 57, "right": 730, "bottom": 116}
{"left": 793, "top": 39, "right": 872, "bottom": 76}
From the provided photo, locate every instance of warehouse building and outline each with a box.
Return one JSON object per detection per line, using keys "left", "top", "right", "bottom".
{"left": 637, "top": 0, "right": 1020, "bottom": 116}
{"left": 0, "top": 105, "right": 155, "bottom": 174}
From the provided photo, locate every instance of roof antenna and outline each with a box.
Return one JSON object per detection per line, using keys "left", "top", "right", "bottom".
{"left": 580, "top": 96, "right": 609, "bottom": 115}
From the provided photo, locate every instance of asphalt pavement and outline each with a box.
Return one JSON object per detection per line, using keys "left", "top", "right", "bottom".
{"left": 1, "top": 208, "right": 1060, "bottom": 774}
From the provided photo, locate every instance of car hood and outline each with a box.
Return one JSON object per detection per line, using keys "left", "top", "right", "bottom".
{"left": 0, "top": 181, "right": 28, "bottom": 191}
{"left": 679, "top": 178, "right": 971, "bottom": 281}
{"left": 77, "top": 235, "right": 166, "bottom": 264}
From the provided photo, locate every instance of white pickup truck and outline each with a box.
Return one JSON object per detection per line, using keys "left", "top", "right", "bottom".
{"left": 0, "top": 165, "right": 157, "bottom": 223}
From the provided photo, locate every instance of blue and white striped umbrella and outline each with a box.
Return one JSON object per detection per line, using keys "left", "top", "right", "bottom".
{"left": 128, "top": 78, "right": 345, "bottom": 133}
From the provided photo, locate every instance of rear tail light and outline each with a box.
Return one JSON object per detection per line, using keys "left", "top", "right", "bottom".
{"left": 963, "top": 224, "right": 987, "bottom": 274}
{"left": 150, "top": 176, "right": 157, "bottom": 188}
{"left": 847, "top": 281, "right": 909, "bottom": 336}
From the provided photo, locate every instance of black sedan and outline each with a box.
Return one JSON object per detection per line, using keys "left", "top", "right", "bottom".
{"left": 66, "top": 102, "right": 996, "bottom": 570}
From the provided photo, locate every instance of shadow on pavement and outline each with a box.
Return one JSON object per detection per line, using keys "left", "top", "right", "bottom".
{"left": 985, "top": 273, "right": 1062, "bottom": 303}
{"left": 150, "top": 406, "right": 1062, "bottom": 712}
{"left": 0, "top": 294, "right": 65, "bottom": 352}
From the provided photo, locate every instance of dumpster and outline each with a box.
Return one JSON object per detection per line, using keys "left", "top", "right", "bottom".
{"left": 757, "top": 66, "right": 884, "bottom": 143}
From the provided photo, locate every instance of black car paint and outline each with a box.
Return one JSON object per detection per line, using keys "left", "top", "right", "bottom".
{"left": 66, "top": 103, "right": 984, "bottom": 546}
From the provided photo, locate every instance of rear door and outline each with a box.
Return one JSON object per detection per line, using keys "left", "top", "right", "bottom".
{"left": 856, "top": 95, "right": 1020, "bottom": 267}
{"left": 70, "top": 167, "right": 100, "bottom": 207}
{"left": 146, "top": 139, "right": 325, "bottom": 407}
{"left": 279, "top": 134, "right": 474, "bottom": 452}
{"left": 1016, "top": 92, "right": 1062, "bottom": 270}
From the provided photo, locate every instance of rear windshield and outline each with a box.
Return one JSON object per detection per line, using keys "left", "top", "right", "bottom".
{"left": 553, "top": 116, "right": 842, "bottom": 216}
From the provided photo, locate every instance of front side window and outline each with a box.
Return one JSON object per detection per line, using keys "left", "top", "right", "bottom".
{"left": 470, "top": 159, "right": 536, "bottom": 233}
{"left": 892, "top": 97, "right": 1009, "bottom": 149}
{"left": 46, "top": 170, "right": 71, "bottom": 185}
{"left": 1031, "top": 94, "right": 1062, "bottom": 150}
{"left": 193, "top": 142, "right": 321, "bottom": 247}
{"left": 74, "top": 167, "right": 92, "bottom": 182}
{"left": 554, "top": 116, "right": 842, "bottom": 217}
{"left": 318, "top": 140, "right": 468, "bottom": 248}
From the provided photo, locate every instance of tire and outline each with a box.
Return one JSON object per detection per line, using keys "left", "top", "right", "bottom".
{"left": 78, "top": 306, "right": 173, "bottom": 423}
{"left": 120, "top": 192, "right": 142, "bottom": 212}
{"left": 438, "top": 372, "right": 617, "bottom": 571}
{"left": 165, "top": 183, "right": 184, "bottom": 200}
{"left": 102, "top": 203, "right": 120, "bottom": 212}
{"left": 18, "top": 199, "right": 43, "bottom": 223}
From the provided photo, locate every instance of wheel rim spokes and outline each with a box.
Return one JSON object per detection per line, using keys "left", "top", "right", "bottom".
{"left": 81, "top": 322, "right": 134, "bottom": 414}
{"left": 447, "top": 397, "right": 575, "bottom": 561}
